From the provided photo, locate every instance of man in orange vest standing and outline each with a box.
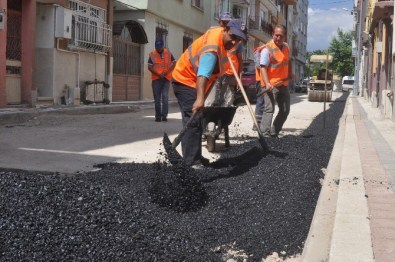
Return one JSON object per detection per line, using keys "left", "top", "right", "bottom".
{"left": 259, "top": 25, "right": 295, "bottom": 137}
{"left": 148, "top": 38, "right": 176, "bottom": 122}
{"left": 171, "top": 19, "right": 247, "bottom": 168}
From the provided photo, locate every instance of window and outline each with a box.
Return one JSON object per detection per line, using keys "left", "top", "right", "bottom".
{"left": 191, "top": 0, "right": 204, "bottom": 10}
{"left": 183, "top": 32, "right": 193, "bottom": 52}
{"left": 156, "top": 21, "right": 169, "bottom": 47}
{"left": 68, "top": 0, "right": 112, "bottom": 53}
{"left": 232, "top": 6, "right": 242, "bottom": 18}
{"left": 214, "top": 0, "right": 224, "bottom": 20}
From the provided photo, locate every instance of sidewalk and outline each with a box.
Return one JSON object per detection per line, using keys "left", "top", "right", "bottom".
{"left": 302, "top": 95, "right": 395, "bottom": 262}
{"left": 0, "top": 100, "right": 176, "bottom": 125}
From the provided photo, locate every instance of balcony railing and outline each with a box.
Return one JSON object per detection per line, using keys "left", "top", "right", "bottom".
{"left": 68, "top": 0, "right": 112, "bottom": 53}
{"left": 248, "top": 16, "right": 273, "bottom": 35}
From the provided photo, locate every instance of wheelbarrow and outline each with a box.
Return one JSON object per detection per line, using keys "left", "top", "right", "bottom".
{"left": 202, "top": 106, "right": 238, "bottom": 152}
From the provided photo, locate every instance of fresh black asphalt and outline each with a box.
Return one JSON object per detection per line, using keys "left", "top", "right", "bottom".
{"left": 0, "top": 97, "right": 346, "bottom": 261}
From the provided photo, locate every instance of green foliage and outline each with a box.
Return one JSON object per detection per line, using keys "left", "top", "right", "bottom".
{"left": 306, "top": 29, "right": 355, "bottom": 78}
{"left": 328, "top": 29, "right": 355, "bottom": 77}
{"left": 305, "top": 50, "right": 329, "bottom": 77}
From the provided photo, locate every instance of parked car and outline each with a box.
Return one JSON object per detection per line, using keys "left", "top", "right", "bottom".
{"left": 295, "top": 79, "right": 309, "bottom": 93}
{"left": 234, "top": 60, "right": 258, "bottom": 105}
{"left": 341, "top": 76, "right": 354, "bottom": 92}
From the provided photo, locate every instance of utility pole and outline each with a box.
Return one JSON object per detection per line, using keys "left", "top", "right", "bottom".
{"left": 353, "top": 4, "right": 363, "bottom": 96}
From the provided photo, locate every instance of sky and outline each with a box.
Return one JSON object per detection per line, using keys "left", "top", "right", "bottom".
{"left": 307, "top": 0, "right": 355, "bottom": 51}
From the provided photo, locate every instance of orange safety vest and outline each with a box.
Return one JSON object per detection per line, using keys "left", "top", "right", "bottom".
{"left": 172, "top": 27, "right": 229, "bottom": 94}
{"left": 225, "top": 42, "right": 242, "bottom": 75}
{"left": 149, "top": 48, "right": 173, "bottom": 80}
{"left": 265, "top": 40, "right": 289, "bottom": 87}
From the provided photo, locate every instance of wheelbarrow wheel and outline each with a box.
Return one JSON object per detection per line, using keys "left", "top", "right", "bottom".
{"left": 206, "top": 135, "right": 216, "bottom": 152}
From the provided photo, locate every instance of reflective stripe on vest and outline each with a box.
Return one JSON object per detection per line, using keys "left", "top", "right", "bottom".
{"left": 224, "top": 42, "right": 242, "bottom": 75}
{"left": 266, "top": 40, "right": 289, "bottom": 86}
{"left": 149, "top": 48, "right": 173, "bottom": 80}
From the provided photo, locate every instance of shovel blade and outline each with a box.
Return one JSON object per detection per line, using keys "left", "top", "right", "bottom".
{"left": 163, "top": 132, "right": 185, "bottom": 165}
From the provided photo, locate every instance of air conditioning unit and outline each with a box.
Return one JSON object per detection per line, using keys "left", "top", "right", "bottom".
{"left": 55, "top": 6, "right": 72, "bottom": 39}
{"left": 376, "top": 41, "right": 383, "bottom": 53}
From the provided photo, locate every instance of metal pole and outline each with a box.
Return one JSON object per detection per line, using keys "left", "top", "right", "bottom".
{"left": 354, "top": 6, "right": 363, "bottom": 96}
{"left": 323, "top": 51, "right": 329, "bottom": 129}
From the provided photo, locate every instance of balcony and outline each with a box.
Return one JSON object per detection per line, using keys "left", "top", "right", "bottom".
{"left": 247, "top": 16, "right": 273, "bottom": 42}
{"left": 248, "top": 16, "right": 273, "bottom": 35}
{"left": 283, "top": 0, "right": 296, "bottom": 5}
{"left": 372, "top": 0, "right": 394, "bottom": 20}
{"left": 292, "top": 47, "right": 298, "bottom": 56}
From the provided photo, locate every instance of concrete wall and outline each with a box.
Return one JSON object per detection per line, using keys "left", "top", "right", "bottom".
{"left": 35, "top": 3, "right": 108, "bottom": 105}
{"left": 35, "top": 5, "right": 55, "bottom": 98}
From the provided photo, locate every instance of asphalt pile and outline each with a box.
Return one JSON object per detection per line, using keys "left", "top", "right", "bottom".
{"left": 0, "top": 99, "right": 345, "bottom": 261}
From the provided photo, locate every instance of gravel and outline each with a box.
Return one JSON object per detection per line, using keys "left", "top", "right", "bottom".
{"left": 0, "top": 99, "right": 345, "bottom": 261}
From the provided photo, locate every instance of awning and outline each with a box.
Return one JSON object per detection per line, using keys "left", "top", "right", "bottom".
{"left": 370, "top": 0, "right": 394, "bottom": 32}
{"left": 310, "top": 55, "right": 333, "bottom": 63}
{"left": 113, "top": 20, "right": 148, "bottom": 44}
{"left": 372, "top": 0, "right": 394, "bottom": 20}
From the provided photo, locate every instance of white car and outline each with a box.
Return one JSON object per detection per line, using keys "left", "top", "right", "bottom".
{"left": 342, "top": 76, "right": 354, "bottom": 92}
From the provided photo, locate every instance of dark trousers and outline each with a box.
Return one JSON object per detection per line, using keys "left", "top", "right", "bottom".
{"left": 172, "top": 82, "right": 203, "bottom": 166}
{"left": 260, "top": 86, "right": 290, "bottom": 136}
{"left": 254, "top": 82, "right": 265, "bottom": 123}
{"left": 152, "top": 78, "right": 170, "bottom": 120}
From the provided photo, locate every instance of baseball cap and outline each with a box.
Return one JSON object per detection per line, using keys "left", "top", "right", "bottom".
{"left": 155, "top": 38, "right": 164, "bottom": 48}
{"left": 227, "top": 19, "right": 247, "bottom": 41}
{"left": 219, "top": 11, "right": 232, "bottom": 21}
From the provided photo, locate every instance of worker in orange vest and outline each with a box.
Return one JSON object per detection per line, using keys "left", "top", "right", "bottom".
{"left": 148, "top": 38, "right": 176, "bottom": 122}
{"left": 172, "top": 19, "right": 247, "bottom": 168}
{"left": 259, "top": 25, "right": 295, "bottom": 137}
{"left": 205, "top": 12, "right": 243, "bottom": 107}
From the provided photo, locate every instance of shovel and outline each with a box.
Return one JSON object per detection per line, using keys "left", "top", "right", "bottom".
{"left": 228, "top": 56, "right": 269, "bottom": 152}
{"left": 171, "top": 111, "right": 200, "bottom": 149}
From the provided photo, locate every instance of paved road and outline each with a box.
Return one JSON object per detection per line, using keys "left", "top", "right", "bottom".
{"left": 0, "top": 92, "right": 344, "bottom": 174}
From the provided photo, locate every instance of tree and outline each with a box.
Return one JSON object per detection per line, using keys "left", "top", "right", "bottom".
{"left": 328, "top": 29, "right": 354, "bottom": 77}
{"left": 306, "top": 50, "right": 327, "bottom": 77}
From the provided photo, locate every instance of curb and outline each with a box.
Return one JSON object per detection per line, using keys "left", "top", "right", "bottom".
{"left": 0, "top": 104, "right": 141, "bottom": 125}
{"left": 300, "top": 96, "right": 349, "bottom": 261}
{"left": 0, "top": 100, "right": 180, "bottom": 125}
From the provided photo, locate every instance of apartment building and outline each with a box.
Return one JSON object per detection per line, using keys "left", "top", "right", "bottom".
{"left": 292, "top": 0, "right": 308, "bottom": 82}
{"left": 0, "top": 0, "right": 113, "bottom": 107}
{"left": 354, "top": 0, "right": 394, "bottom": 120}
{"left": 0, "top": 0, "right": 306, "bottom": 107}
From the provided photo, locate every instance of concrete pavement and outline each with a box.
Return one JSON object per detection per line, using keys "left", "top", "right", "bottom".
{"left": 302, "top": 95, "right": 395, "bottom": 262}
{"left": 1, "top": 93, "right": 394, "bottom": 261}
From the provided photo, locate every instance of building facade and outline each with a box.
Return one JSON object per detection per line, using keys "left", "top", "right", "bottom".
{"left": 0, "top": 0, "right": 113, "bottom": 107}
{"left": 354, "top": 0, "right": 394, "bottom": 120}
{"left": 0, "top": 0, "right": 308, "bottom": 107}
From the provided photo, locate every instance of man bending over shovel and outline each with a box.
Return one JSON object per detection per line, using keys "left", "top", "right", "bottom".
{"left": 171, "top": 19, "right": 247, "bottom": 169}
